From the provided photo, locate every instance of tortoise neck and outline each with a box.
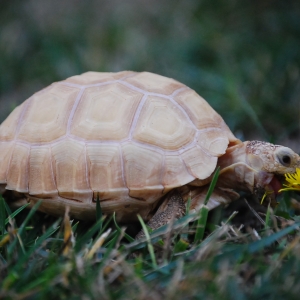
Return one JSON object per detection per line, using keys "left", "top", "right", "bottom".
{"left": 216, "top": 141, "right": 255, "bottom": 192}
{"left": 217, "top": 142, "right": 248, "bottom": 170}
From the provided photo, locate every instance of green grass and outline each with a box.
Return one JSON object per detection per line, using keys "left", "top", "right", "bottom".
{"left": 1, "top": 191, "right": 300, "bottom": 299}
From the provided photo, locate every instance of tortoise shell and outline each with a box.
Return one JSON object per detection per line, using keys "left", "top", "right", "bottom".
{"left": 0, "top": 71, "right": 239, "bottom": 220}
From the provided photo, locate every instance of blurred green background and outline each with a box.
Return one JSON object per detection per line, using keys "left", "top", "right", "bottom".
{"left": 0, "top": 0, "right": 299, "bottom": 151}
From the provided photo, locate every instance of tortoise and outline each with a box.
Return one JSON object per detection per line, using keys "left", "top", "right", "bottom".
{"left": 0, "top": 71, "right": 299, "bottom": 234}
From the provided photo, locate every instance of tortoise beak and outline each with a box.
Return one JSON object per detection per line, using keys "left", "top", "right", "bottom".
{"left": 265, "top": 175, "right": 283, "bottom": 196}
{"left": 254, "top": 172, "right": 284, "bottom": 206}
{"left": 259, "top": 174, "right": 285, "bottom": 206}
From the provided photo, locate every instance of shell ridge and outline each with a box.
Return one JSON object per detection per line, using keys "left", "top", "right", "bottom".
{"left": 66, "top": 87, "right": 85, "bottom": 135}
{"left": 118, "top": 72, "right": 137, "bottom": 81}
{"left": 196, "top": 144, "right": 214, "bottom": 158}
{"left": 179, "top": 151, "right": 197, "bottom": 182}
{"left": 49, "top": 143, "right": 58, "bottom": 194}
{"left": 177, "top": 143, "right": 198, "bottom": 155}
{"left": 49, "top": 145, "right": 58, "bottom": 196}
{"left": 83, "top": 143, "right": 92, "bottom": 197}
{"left": 57, "top": 81, "right": 84, "bottom": 89}
{"left": 118, "top": 80, "right": 188, "bottom": 101}
{"left": 6, "top": 143, "right": 30, "bottom": 193}
{"left": 128, "top": 93, "right": 148, "bottom": 140}
{"left": 118, "top": 80, "right": 151, "bottom": 95}
{"left": 170, "top": 86, "right": 189, "bottom": 97}
{"left": 129, "top": 139, "right": 198, "bottom": 156}
{"left": 58, "top": 79, "right": 118, "bottom": 89}
{"left": 181, "top": 145, "right": 217, "bottom": 180}
{"left": 163, "top": 93, "right": 198, "bottom": 131}
{"left": 160, "top": 152, "right": 166, "bottom": 193}
{"left": 26, "top": 145, "right": 30, "bottom": 193}
{"left": 28, "top": 145, "right": 34, "bottom": 195}
{"left": 196, "top": 131, "right": 230, "bottom": 157}
{"left": 128, "top": 140, "right": 168, "bottom": 155}
{"left": 3, "top": 142, "right": 15, "bottom": 185}
{"left": 15, "top": 96, "right": 33, "bottom": 139}
{"left": 118, "top": 144, "right": 128, "bottom": 191}
{"left": 179, "top": 153, "right": 195, "bottom": 182}
{"left": 58, "top": 72, "right": 138, "bottom": 89}
{"left": 197, "top": 127, "right": 228, "bottom": 134}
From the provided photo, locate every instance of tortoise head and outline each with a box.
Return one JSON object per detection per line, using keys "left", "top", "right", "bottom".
{"left": 217, "top": 140, "right": 300, "bottom": 201}
{"left": 244, "top": 141, "right": 300, "bottom": 201}
{"left": 245, "top": 141, "right": 300, "bottom": 175}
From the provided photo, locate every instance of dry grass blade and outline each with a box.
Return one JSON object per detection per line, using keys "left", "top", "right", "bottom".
{"left": 62, "top": 207, "right": 74, "bottom": 257}
{"left": 244, "top": 198, "right": 265, "bottom": 225}
{"left": 85, "top": 228, "right": 112, "bottom": 260}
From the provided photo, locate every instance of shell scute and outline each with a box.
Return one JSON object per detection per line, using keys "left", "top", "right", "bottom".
{"left": 71, "top": 83, "right": 143, "bottom": 141}
{"left": 197, "top": 130, "right": 229, "bottom": 156}
{"left": 6, "top": 143, "right": 29, "bottom": 193}
{"left": 86, "top": 144, "right": 128, "bottom": 200}
{"left": 133, "top": 95, "right": 196, "bottom": 150}
{"left": 181, "top": 147, "right": 218, "bottom": 180}
{"left": 122, "top": 143, "right": 164, "bottom": 201}
{"left": 51, "top": 139, "right": 92, "bottom": 202}
{"left": 174, "top": 89, "right": 224, "bottom": 130}
{"left": 29, "top": 146, "right": 57, "bottom": 198}
{"left": 18, "top": 84, "right": 80, "bottom": 143}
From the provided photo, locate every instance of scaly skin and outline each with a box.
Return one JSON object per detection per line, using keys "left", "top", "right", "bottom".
{"left": 136, "top": 191, "right": 186, "bottom": 239}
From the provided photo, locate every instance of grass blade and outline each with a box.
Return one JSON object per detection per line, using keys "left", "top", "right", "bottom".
{"left": 247, "top": 221, "right": 300, "bottom": 253}
{"left": 173, "top": 238, "right": 189, "bottom": 254}
{"left": 96, "top": 193, "right": 102, "bottom": 224}
{"left": 7, "top": 201, "right": 41, "bottom": 256}
{"left": 113, "top": 212, "right": 134, "bottom": 242}
{"left": 3, "top": 219, "right": 61, "bottom": 290}
{"left": 85, "top": 228, "right": 111, "bottom": 260}
{"left": 5, "top": 202, "right": 31, "bottom": 225}
{"left": 204, "top": 166, "right": 220, "bottom": 205}
{"left": 0, "top": 196, "right": 6, "bottom": 235}
{"left": 194, "top": 205, "right": 209, "bottom": 243}
{"left": 75, "top": 218, "right": 105, "bottom": 251}
{"left": 181, "top": 193, "right": 191, "bottom": 241}
{"left": 137, "top": 215, "right": 158, "bottom": 269}
{"left": 3, "top": 200, "right": 12, "bottom": 216}
{"left": 194, "top": 167, "right": 220, "bottom": 243}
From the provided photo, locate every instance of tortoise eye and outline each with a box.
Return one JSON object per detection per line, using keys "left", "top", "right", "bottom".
{"left": 275, "top": 147, "right": 296, "bottom": 168}
{"left": 278, "top": 154, "right": 292, "bottom": 166}
{"left": 282, "top": 155, "right": 291, "bottom": 165}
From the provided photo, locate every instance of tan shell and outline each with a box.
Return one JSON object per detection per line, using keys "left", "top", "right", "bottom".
{"left": 0, "top": 71, "right": 239, "bottom": 220}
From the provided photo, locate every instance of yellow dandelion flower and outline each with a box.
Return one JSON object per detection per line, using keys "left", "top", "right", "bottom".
{"left": 261, "top": 168, "right": 300, "bottom": 204}
{"left": 279, "top": 168, "right": 300, "bottom": 192}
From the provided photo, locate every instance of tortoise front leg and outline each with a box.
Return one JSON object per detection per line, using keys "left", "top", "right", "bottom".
{"left": 136, "top": 191, "right": 186, "bottom": 239}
